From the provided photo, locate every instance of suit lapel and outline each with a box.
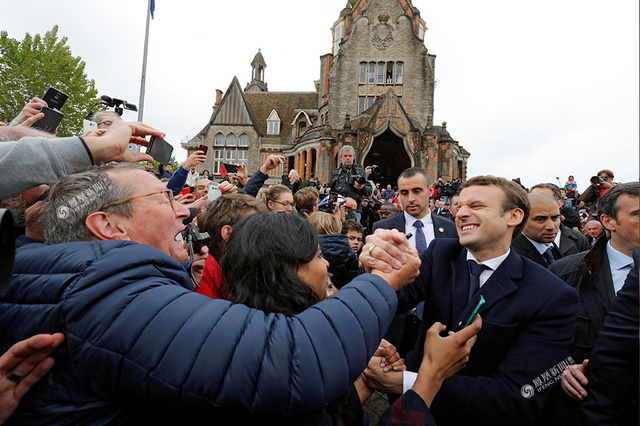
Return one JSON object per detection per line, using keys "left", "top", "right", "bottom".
{"left": 395, "top": 214, "right": 406, "bottom": 234}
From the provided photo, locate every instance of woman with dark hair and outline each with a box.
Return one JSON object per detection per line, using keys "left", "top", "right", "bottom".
{"left": 223, "top": 213, "right": 325, "bottom": 316}
{"left": 221, "top": 214, "right": 482, "bottom": 425}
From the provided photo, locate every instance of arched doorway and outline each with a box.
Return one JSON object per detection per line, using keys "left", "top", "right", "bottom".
{"left": 364, "top": 129, "right": 412, "bottom": 187}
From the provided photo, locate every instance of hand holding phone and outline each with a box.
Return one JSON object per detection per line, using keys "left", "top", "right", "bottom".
{"left": 31, "top": 106, "right": 64, "bottom": 133}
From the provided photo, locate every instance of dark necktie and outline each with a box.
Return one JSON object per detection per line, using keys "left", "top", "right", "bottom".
{"left": 542, "top": 247, "right": 556, "bottom": 265}
{"left": 414, "top": 220, "right": 427, "bottom": 254}
{"left": 468, "top": 260, "right": 486, "bottom": 303}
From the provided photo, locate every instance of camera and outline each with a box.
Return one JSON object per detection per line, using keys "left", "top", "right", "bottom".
{"left": 364, "top": 198, "right": 381, "bottom": 211}
{"left": 351, "top": 175, "right": 367, "bottom": 186}
{"left": 590, "top": 176, "right": 604, "bottom": 185}
{"left": 178, "top": 223, "right": 210, "bottom": 258}
{"left": 369, "top": 164, "right": 381, "bottom": 175}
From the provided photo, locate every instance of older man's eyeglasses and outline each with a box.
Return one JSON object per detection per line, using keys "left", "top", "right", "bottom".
{"left": 100, "top": 189, "right": 175, "bottom": 211}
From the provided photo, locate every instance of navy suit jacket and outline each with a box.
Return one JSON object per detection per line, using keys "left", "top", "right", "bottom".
{"left": 372, "top": 211, "right": 457, "bottom": 239}
{"left": 577, "top": 249, "right": 639, "bottom": 426}
{"left": 398, "top": 239, "right": 578, "bottom": 426}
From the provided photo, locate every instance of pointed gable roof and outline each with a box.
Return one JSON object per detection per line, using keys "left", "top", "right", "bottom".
{"left": 353, "top": 88, "right": 420, "bottom": 133}
{"left": 191, "top": 77, "right": 261, "bottom": 142}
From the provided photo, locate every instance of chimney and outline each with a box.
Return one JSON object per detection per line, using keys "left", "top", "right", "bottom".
{"left": 213, "top": 89, "right": 223, "bottom": 111}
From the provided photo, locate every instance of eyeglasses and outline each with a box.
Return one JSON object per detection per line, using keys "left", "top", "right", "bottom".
{"left": 100, "top": 189, "right": 175, "bottom": 211}
{"left": 96, "top": 120, "right": 114, "bottom": 129}
{"left": 273, "top": 200, "right": 295, "bottom": 209}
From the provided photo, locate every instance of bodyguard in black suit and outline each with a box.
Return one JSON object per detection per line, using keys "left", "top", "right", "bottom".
{"left": 511, "top": 192, "right": 564, "bottom": 268}
{"left": 372, "top": 167, "right": 456, "bottom": 355}
{"left": 529, "top": 183, "right": 590, "bottom": 257}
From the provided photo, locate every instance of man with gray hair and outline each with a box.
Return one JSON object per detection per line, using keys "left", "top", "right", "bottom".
{"left": 328, "top": 145, "right": 371, "bottom": 221}
{"left": 0, "top": 160, "right": 415, "bottom": 423}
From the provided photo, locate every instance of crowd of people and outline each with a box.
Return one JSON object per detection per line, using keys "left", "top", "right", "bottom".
{"left": 0, "top": 97, "right": 637, "bottom": 426}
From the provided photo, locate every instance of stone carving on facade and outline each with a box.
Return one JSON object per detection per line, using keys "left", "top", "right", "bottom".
{"left": 372, "top": 15, "right": 394, "bottom": 50}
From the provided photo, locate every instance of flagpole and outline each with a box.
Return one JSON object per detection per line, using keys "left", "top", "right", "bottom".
{"left": 138, "top": 0, "right": 152, "bottom": 122}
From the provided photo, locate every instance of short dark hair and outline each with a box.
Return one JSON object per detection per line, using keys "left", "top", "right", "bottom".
{"left": 598, "top": 181, "right": 639, "bottom": 220}
{"left": 531, "top": 183, "right": 562, "bottom": 201}
{"left": 222, "top": 213, "right": 320, "bottom": 316}
{"left": 398, "top": 167, "right": 431, "bottom": 187}
{"left": 197, "top": 193, "right": 268, "bottom": 260}
{"left": 341, "top": 219, "right": 364, "bottom": 235}
{"left": 598, "top": 169, "right": 615, "bottom": 179}
{"left": 462, "top": 175, "right": 530, "bottom": 239}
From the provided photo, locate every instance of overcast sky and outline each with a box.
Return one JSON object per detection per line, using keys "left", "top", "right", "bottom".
{"left": 2, "top": 0, "right": 638, "bottom": 189}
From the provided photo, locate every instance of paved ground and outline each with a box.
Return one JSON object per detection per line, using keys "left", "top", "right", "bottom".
{"left": 362, "top": 390, "right": 390, "bottom": 425}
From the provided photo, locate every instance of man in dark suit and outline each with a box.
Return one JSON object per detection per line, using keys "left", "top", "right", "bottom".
{"left": 372, "top": 167, "right": 457, "bottom": 355}
{"left": 362, "top": 176, "right": 578, "bottom": 426}
{"left": 512, "top": 192, "right": 563, "bottom": 267}
{"left": 577, "top": 249, "right": 638, "bottom": 426}
{"left": 531, "top": 183, "right": 589, "bottom": 256}
{"left": 373, "top": 167, "right": 457, "bottom": 248}
{"left": 542, "top": 182, "right": 639, "bottom": 425}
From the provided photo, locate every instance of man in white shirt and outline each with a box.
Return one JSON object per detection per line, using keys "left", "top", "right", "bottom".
{"left": 373, "top": 167, "right": 456, "bottom": 252}
{"left": 361, "top": 175, "right": 578, "bottom": 426}
{"left": 371, "top": 167, "right": 456, "bottom": 355}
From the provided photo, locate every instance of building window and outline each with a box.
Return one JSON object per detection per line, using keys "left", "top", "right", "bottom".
{"left": 386, "top": 62, "right": 394, "bottom": 84}
{"left": 215, "top": 134, "right": 224, "bottom": 146}
{"left": 377, "top": 63, "right": 385, "bottom": 84}
{"left": 267, "top": 109, "right": 281, "bottom": 135}
{"left": 227, "top": 134, "right": 236, "bottom": 146}
{"left": 238, "top": 134, "right": 249, "bottom": 146}
{"left": 357, "top": 60, "right": 404, "bottom": 115}
{"left": 213, "top": 150, "right": 224, "bottom": 173}
{"left": 238, "top": 150, "right": 248, "bottom": 166}
{"left": 395, "top": 63, "right": 403, "bottom": 84}
{"left": 333, "top": 23, "right": 344, "bottom": 53}
{"left": 268, "top": 121, "right": 280, "bottom": 135}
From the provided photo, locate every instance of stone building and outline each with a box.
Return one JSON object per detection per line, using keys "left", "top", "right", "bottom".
{"left": 183, "top": 0, "right": 469, "bottom": 185}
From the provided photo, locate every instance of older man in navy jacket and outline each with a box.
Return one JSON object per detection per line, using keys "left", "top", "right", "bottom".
{"left": 0, "top": 160, "right": 422, "bottom": 424}
{"left": 362, "top": 176, "right": 578, "bottom": 426}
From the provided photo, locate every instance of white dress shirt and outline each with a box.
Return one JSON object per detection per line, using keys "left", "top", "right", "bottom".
{"left": 606, "top": 241, "right": 633, "bottom": 295}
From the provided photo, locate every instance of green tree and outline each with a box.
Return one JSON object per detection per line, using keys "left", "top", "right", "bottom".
{"left": 0, "top": 25, "right": 98, "bottom": 137}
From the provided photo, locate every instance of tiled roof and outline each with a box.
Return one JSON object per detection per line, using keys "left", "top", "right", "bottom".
{"left": 244, "top": 92, "right": 318, "bottom": 143}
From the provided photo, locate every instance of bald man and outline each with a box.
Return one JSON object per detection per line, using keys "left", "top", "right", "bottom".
{"left": 511, "top": 193, "right": 563, "bottom": 268}
{"left": 530, "top": 183, "right": 589, "bottom": 257}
